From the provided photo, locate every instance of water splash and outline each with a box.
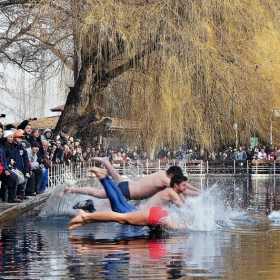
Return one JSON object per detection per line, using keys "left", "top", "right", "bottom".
{"left": 177, "top": 158, "right": 188, "bottom": 171}
{"left": 39, "top": 182, "right": 76, "bottom": 218}
{"left": 39, "top": 176, "right": 114, "bottom": 218}
{"left": 164, "top": 183, "right": 268, "bottom": 231}
{"left": 268, "top": 211, "right": 280, "bottom": 222}
{"left": 120, "top": 160, "right": 145, "bottom": 181}
{"left": 40, "top": 172, "right": 271, "bottom": 233}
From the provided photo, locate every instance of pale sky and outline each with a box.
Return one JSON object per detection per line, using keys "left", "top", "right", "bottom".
{"left": 0, "top": 63, "right": 71, "bottom": 124}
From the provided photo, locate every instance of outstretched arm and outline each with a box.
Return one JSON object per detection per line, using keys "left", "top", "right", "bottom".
{"left": 185, "top": 182, "right": 202, "bottom": 196}
{"left": 169, "top": 190, "right": 184, "bottom": 208}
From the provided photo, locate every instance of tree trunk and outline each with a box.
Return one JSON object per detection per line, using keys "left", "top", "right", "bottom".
{"left": 54, "top": 64, "right": 111, "bottom": 140}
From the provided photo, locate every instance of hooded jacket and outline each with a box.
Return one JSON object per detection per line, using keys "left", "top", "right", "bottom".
{"left": 41, "top": 128, "right": 53, "bottom": 143}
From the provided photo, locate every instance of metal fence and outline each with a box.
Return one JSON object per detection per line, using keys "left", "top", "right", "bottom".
{"left": 47, "top": 159, "right": 280, "bottom": 188}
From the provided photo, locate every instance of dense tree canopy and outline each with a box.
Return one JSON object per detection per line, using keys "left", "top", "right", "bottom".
{"left": 1, "top": 0, "right": 280, "bottom": 153}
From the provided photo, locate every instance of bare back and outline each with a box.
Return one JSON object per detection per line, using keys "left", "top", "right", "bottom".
{"left": 138, "top": 188, "right": 183, "bottom": 210}
{"left": 128, "top": 170, "right": 171, "bottom": 199}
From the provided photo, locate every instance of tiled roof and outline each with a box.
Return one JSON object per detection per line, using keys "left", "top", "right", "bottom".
{"left": 50, "top": 105, "right": 65, "bottom": 112}
{"left": 11, "top": 116, "right": 59, "bottom": 130}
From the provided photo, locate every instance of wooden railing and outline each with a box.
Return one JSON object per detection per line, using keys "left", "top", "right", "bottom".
{"left": 47, "top": 159, "right": 280, "bottom": 188}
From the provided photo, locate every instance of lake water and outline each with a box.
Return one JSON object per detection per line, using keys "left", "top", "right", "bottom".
{"left": 1, "top": 176, "right": 280, "bottom": 279}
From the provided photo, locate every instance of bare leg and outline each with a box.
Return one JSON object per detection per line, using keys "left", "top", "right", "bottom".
{"left": 63, "top": 186, "right": 108, "bottom": 199}
{"left": 87, "top": 166, "right": 107, "bottom": 179}
{"left": 92, "top": 157, "right": 124, "bottom": 184}
{"left": 68, "top": 209, "right": 150, "bottom": 230}
{"left": 87, "top": 167, "right": 137, "bottom": 213}
{"left": 63, "top": 168, "right": 109, "bottom": 198}
{"left": 63, "top": 186, "right": 70, "bottom": 195}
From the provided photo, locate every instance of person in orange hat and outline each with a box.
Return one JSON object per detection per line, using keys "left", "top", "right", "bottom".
{"left": 11, "top": 130, "right": 31, "bottom": 199}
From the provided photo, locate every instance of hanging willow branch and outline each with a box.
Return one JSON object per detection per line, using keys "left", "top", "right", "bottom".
{"left": 1, "top": 0, "right": 280, "bottom": 150}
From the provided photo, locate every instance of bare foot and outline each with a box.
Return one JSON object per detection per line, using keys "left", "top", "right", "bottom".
{"left": 92, "top": 157, "right": 110, "bottom": 165}
{"left": 69, "top": 210, "right": 87, "bottom": 230}
{"left": 87, "top": 167, "right": 107, "bottom": 179}
{"left": 55, "top": 186, "right": 71, "bottom": 197}
{"left": 63, "top": 186, "right": 70, "bottom": 195}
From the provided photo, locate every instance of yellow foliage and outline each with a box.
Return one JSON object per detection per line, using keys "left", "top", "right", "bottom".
{"left": 36, "top": 0, "right": 280, "bottom": 150}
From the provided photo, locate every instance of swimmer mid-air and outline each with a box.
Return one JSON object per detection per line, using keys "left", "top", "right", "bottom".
{"left": 68, "top": 167, "right": 189, "bottom": 230}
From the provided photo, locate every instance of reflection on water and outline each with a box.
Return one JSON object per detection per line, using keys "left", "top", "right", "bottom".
{"left": 1, "top": 177, "right": 280, "bottom": 279}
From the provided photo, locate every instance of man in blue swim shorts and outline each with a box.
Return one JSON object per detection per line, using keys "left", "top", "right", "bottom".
{"left": 64, "top": 157, "right": 201, "bottom": 202}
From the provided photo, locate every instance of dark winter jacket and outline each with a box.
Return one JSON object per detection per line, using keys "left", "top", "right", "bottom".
{"left": 0, "top": 148, "right": 9, "bottom": 172}
{"left": 0, "top": 137, "right": 12, "bottom": 165}
{"left": 11, "top": 143, "right": 30, "bottom": 174}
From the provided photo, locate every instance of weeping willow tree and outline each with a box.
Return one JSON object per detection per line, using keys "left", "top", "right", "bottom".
{"left": 2, "top": 0, "right": 280, "bottom": 153}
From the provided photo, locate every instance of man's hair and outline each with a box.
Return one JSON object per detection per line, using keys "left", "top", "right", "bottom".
{"left": 166, "top": 165, "right": 183, "bottom": 176}
{"left": 170, "top": 175, "right": 188, "bottom": 188}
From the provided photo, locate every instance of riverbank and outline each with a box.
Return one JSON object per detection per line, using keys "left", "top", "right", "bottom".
{"left": 0, "top": 189, "right": 54, "bottom": 223}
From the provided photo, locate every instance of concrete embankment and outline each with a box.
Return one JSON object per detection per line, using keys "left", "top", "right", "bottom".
{"left": 0, "top": 189, "right": 54, "bottom": 223}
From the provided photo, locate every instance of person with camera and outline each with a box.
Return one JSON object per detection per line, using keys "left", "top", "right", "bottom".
{"left": 17, "top": 117, "right": 38, "bottom": 146}
{"left": 53, "top": 139, "right": 64, "bottom": 164}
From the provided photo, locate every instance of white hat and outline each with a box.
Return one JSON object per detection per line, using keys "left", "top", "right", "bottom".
{"left": 3, "top": 130, "right": 14, "bottom": 138}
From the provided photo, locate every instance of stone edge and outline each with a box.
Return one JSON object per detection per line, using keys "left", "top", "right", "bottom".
{"left": 0, "top": 192, "right": 53, "bottom": 223}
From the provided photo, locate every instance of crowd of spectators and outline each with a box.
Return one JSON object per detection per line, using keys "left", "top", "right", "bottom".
{"left": 156, "top": 144, "right": 280, "bottom": 162}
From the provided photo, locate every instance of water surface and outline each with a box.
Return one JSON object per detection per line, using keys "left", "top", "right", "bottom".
{"left": 1, "top": 176, "right": 280, "bottom": 279}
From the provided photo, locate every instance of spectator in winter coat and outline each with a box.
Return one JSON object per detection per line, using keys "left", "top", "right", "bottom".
{"left": 17, "top": 119, "right": 34, "bottom": 146}
{"left": 41, "top": 127, "right": 53, "bottom": 144}
{"left": 11, "top": 130, "right": 30, "bottom": 199}
{"left": 53, "top": 139, "right": 64, "bottom": 164}
{"left": 57, "top": 128, "right": 69, "bottom": 146}
{"left": 26, "top": 141, "right": 44, "bottom": 195}
{"left": 0, "top": 148, "right": 22, "bottom": 203}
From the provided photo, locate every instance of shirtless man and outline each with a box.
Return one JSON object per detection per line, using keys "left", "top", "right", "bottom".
{"left": 69, "top": 167, "right": 189, "bottom": 230}
{"left": 65, "top": 157, "right": 201, "bottom": 201}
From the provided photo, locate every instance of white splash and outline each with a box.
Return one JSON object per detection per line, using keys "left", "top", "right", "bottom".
{"left": 268, "top": 211, "right": 280, "bottom": 222}
{"left": 167, "top": 183, "right": 246, "bottom": 231}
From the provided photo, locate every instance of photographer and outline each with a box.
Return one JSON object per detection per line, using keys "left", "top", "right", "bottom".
{"left": 17, "top": 118, "right": 37, "bottom": 146}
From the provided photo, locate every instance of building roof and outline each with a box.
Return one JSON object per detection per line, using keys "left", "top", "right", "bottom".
{"left": 50, "top": 105, "right": 65, "bottom": 112}
{"left": 11, "top": 116, "right": 59, "bottom": 130}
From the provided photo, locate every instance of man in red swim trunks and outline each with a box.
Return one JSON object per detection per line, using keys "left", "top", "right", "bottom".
{"left": 68, "top": 167, "right": 189, "bottom": 230}
{"left": 147, "top": 206, "right": 169, "bottom": 226}
{"left": 69, "top": 206, "right": 172, "bottom": 229}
